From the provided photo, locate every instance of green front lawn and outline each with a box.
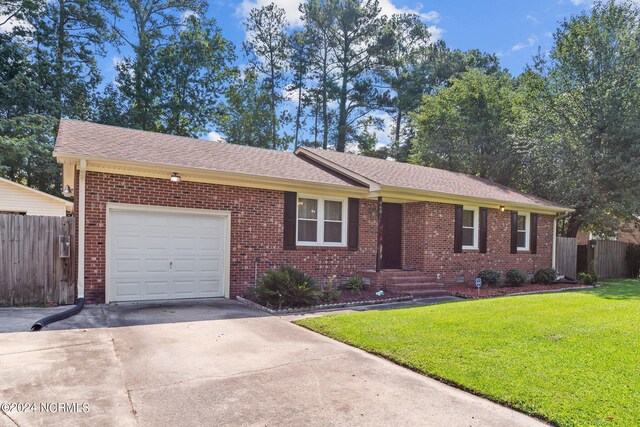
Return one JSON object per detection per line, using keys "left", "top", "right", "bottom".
{"left": 296, "top": 280, "right": 640, "bottom": 426}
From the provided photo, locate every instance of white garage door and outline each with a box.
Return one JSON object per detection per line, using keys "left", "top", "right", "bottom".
{"left": 107, "top": 206, "right": 229, "bottom": 302}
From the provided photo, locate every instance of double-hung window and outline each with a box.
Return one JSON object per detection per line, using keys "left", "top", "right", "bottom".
{"left": 462, "top": 206, "right": 479, "bottom": 250}
{"left": 297, "top": 195, "right": 347, "bottom": 246}
{"left": 516, "top": 212, "right": 530, "bottom": 250}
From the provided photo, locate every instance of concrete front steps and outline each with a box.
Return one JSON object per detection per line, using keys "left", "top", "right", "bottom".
{"left": 374, "top": 270, "right": 450, "bottom": 298}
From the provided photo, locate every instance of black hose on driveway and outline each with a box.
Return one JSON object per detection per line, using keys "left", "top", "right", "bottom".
{"left": 31, "top": 298, "right": 85, "bottom": 331}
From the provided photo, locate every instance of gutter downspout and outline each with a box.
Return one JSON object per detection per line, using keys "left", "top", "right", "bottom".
{"left": 77, "top": 159, "right": 87, "bottom": 300}
{"left": 376, "top": 196, "right": 383, "bottom": 273}
{"left": 32, "top": 160, "right": 87, "bottom": 331}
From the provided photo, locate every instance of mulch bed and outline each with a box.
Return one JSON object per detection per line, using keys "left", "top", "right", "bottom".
{"left": 239, "top": 287, "right": 411, "bottom": 314}
{"left": 448, "top": 282, "right": 595, "bottom": 299}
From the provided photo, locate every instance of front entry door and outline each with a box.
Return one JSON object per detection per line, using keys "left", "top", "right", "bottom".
{"left": 382, "top": 203, "right": 402, "bottom": 269}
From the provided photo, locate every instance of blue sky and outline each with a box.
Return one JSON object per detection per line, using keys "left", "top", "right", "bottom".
{"left": 100, "top": 0, "right": 596, "bottom": 143}
{"left": 105, "top": 0, "right": 595, "bottom": 81}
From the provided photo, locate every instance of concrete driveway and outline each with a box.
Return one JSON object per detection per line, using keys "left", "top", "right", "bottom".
{"left": 0, "top": 300, "right": 545, "bottom": 427}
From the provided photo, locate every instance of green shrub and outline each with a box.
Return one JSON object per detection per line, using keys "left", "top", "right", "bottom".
{"left": 587, "top": 260, "right": 599, "bottom": 284}
{"left": 478, "top": 269, "right": 502, "bottom": 287}
{"left": 344, "top": 275, "right": 364, "bottom": 294}
{"left": 534, "top": 268, "right": 557, "bottom": 285}
{"left": 255, "top": 266, "right": 320, "bottom": 309}
{"left": 505, "top": 269, "right": 527, "bottom": 287}
{"left": 320, "top": 275, "right": 342, "bottom": 303}
{"left": 578, "top": 272, "right": 595, "bottom": 285}
{"left": 626, "top": 244, "right": 640, "bottom": 278}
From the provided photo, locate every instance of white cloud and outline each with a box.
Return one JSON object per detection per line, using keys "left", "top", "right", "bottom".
{"left": 180, "top": 10, "right": 198, "bottom": 23}
{"left": 206, "top": 131, "right": 223, "bottom": 141}
{"left": 525, "top": 12, "right": 539, "bottom": 24}
{"left": 237, "top": 0, "right": 441, "bottom": 35}
{"left": 377, "top": 0, "right": 439, "bottom": 22}
{"left": 0, "top": 14, "right": 32, "bottom": 34}
{"left": 512, "top": 35, "right": 538, "bottom": 52}
{"left": 237, "top": 0, "right": 303, "bottom": 26}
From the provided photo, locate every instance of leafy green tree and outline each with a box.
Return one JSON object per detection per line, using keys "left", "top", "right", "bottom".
{"left": 329, "top": 0, "right": 383, "bottom": 152}
{"left": 214, "top": 70, "right": 276, "bottom": 149}
{"left": 532, "top": 0, "right": 640, "bottom": 236}
{"left": 243, "top": 3, "right": 290, "bottom": 149}
{"left": 300, "top": 0, "right": 338, "bottom": 149}
{"left": 376, "top": 14, "right": 431, "bottom": 158}
{"left": 410, "top": 69, "right": 522, "bottom": 186}
{"left": 0, "top": 115, "right": 60, "bottom": 194}
{"left": 155, "top": 14, "right": 235, "bottom": 137}
{"left": 113, "top": 0, "right": 207, "bottom": 131}
{"left": 288, "top": 30, "right": 310, "bottom": 149}
{"left": 0, "top": 0, "right": 114, "bottom": 194}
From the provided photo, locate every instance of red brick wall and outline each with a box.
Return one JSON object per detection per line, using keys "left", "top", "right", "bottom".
{"left": 79, "top": 172, "right": 378, "bottom": 303}
{"left": 76, "top": 172, "right": 556, "bottom": 303}
{"left": 402, "top": 201, "right": 554, "bottom": 285}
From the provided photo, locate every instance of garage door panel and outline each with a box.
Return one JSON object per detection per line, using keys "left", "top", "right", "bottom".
{"left": 173, "top": 259, "right": 196, "bottom": 272}
{"left": 199, "top": 279, "right": 222, "bottom": 294}
{"left": 145, "top": 259, "right": 171, "bottom": 273}
{"left": 146, "top": 236, "right": 171, "bottom": 251}
{"left": 198, "top": 258, "right": 222, "bottom": 273}
{"left": 145, "top": 281, "right": 170, "bottom": 296}
{"left": 109, "top": 208, "right": 228, "bottom": 302}
{"left": 115, "top": 259, "right": 141, "bottom": 273}
{"left": 115, "top": 235, "right": 141, "bottom": 250}
{"left": 112, "top": 281, "right": 142, "bottom": 298}
{"left": 172, "top": 280, "right": 197, "bottom": 295}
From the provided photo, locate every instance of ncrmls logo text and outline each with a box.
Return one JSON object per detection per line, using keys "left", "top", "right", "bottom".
{"left": 40, "top": 402, "right": 89, "bottom": 413}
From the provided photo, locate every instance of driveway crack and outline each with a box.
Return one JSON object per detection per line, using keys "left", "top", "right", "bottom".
{"left": 0, "top": 407, "right": 20, "bottom": 426}
{"left": 107, "top": 331, "right": 138, "bottom": 424}
{"left": 128, "top": 353, "right": 347, "bottom": 392}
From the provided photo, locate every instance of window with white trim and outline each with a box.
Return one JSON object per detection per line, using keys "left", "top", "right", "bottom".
{"left": 462, "top": 206, "right": 479, "bottom": 250}
{"left": 517, "top": 212, "right": 530, "bottom": 250}
{"left": 297, "top": 195, "right": 347, "bottom": 246}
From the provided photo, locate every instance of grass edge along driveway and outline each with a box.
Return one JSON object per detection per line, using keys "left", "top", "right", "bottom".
{"left": 295, "top": 280, "right": 640, "bottom": 426}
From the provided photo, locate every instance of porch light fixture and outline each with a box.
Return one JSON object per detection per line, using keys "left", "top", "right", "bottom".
{"left": 170, "top": 173, "right": 181, "bottom": 183}
{"left": 62, "top": 185, "right": 73, "bottom": 196}
{"left": 499, "top": 205, "right": 505, "bottom": 212}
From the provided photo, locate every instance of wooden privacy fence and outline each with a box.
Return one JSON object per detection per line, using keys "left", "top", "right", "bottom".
{"left": 555, "top": 237, "right": 577, "bottom": 278}
{"left": 593, "top": 240, "right": 630, "bottom": 279}
{"left": 0, "top": 215, "right": 76, "bottom": 306}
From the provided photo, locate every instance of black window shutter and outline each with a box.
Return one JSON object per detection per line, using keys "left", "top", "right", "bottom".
{"left": 479, "top": 207, "right": 488, "bottom": 253}
{"left": 454, "top": 205, "right": 463, "bottom": 253}
{"left": 347, "top": 198, "right": 359, "bottom": 251}
{"left": 283, "top": 192, "right": 297, "bottom": 250}
{"left": 510, "top": 210, "right": 518, "bottom": 254}
{"left": 530, "top": 213, "right": 538, "bottom": 254}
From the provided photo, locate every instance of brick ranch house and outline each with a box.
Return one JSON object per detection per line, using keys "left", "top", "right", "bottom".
{"left": 54, "top": 119, "right": 572, "bottom": 304}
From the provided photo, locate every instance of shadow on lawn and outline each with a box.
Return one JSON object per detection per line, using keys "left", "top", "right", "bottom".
{"left": 585, "top": 279, "right": 640, "bottom": 300}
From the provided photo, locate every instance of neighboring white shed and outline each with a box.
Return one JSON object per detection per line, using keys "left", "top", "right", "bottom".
{"left": 0, "top": 177, "right": 72, "bottom": 216}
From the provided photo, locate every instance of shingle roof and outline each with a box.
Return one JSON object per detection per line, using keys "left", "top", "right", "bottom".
{"left": 298, "top": 148, "right": 568, "bottom": 210}
{"left": 54, "top": 120, "right": 569, "bottom": 211}
{"left": 54, "top": 120, "right": 361, "bottom": 188}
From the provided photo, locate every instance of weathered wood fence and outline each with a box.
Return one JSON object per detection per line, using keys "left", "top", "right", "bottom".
{"left": 593, "top": 240, "right": 630, "bottom": 279}
{"left": 0, "top": 215, "right": 76, "bottom": 306}
{"left": 555, "top": 237, "right": 577, "bottom": 278}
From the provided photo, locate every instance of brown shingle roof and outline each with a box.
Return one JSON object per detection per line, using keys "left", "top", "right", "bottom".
{"left": 299, "top": 148, "right": 569, "bottom": 210}
{"left": 54, "top": 120, "right": 361, "bottom": 188}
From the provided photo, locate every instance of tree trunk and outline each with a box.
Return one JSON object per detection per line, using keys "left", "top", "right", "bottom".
{"left": 55, "top": 0, "right": 65, "bottom": 118}
{"left": 565, "top": 214, "right": 583, "bottom": 238}
{"left": 336, "top": 72, "right": 348, "bottom": 152}
{"left": 270, "top": 66, "right": 277, "bottom": 150}
{"left": 394, "top": 109, "right": 402, "bottom": 150}
{"left": 321, "top": 56, "right": 329, "bottom": 150}
{"left": 294, "top": 83, "right": 302, "bottom": 149}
